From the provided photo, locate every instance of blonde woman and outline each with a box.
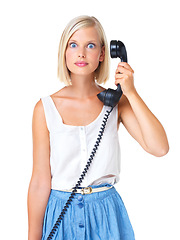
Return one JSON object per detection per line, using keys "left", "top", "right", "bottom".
{"left": 27, "top": 15, "right": 169, "bottom": 240}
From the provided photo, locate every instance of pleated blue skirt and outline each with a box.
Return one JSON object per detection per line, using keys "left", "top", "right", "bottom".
{"left": 41, "top": 183, "right": 135, "bottom": 240}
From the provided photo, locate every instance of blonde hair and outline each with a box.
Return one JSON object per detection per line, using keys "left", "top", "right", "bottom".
{"left": 57, "top": 15, "right": 110, "bottom": 86}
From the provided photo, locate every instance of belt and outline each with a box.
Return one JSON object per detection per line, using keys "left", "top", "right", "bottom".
{"left": 63, "top": 186, "right": 113, "bottom": 195}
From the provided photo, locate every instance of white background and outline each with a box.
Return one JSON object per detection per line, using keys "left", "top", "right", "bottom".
{"left": 0, "top": 0, "right": 179, "bottom": 239}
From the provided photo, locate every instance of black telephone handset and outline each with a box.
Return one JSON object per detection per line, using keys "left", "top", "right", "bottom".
{"left": 47, "top": 40, "right": 128, "bottom": 240}
{"left": 97, "top": 40, "right": 128, "bottom": 107}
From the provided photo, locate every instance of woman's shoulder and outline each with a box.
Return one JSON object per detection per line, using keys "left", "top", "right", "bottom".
{"left": 32, "top": 99, "right": 47, "bottom": 130}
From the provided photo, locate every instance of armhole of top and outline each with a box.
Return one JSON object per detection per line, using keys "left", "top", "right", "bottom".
{"left": 116, "top": 104, "right": 118, "bottom": 120}
{"left": 40, "top": 97, "right": 50, "bottom": 132}
{"left": 116, "top": 103, "right": 121, "bottom": 132}
{"left": 116, "top": 104, "right": 119, "bottom": 123}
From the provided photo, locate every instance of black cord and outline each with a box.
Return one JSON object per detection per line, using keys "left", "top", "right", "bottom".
{"left": 47, "top": 106, "right": 114, "bottom": 240}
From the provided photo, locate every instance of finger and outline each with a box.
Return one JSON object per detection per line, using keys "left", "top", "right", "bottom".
{"left": 118, "top": 62, "right": 134, "bottom": 73}
{"left": 115, "top": 66, "right": 129, "bottom": 74}
{"left": 115, "top": 73, "right": 124, "bottom": 79}
{"left": 115, "top": 79, "right": 122, "bottom": 86}
{"left": 115, "top": 79, "right": 124, "bottom": 87}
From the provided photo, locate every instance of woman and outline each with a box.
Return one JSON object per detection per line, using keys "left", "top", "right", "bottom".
{"left": 27, "top": 15, "right": 169, "bottom": 240}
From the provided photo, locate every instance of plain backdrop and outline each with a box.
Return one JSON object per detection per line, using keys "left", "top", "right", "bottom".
{"left": 0, "top": 0, "right": 179, "bottom": 239}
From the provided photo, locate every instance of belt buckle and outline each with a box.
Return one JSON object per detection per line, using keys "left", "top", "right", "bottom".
{"left": 80, "top": 187, "right": 93, "bottom": 195}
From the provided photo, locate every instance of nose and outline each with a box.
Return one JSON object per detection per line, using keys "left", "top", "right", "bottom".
{"left": 78, "top": 47, "right": 86, "bottom": 58}
{"left": 79, "top": 53, "right": 85, "bottom": 58}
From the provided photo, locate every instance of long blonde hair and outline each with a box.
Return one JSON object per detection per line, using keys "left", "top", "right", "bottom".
{"left": 57, "top": 15, "right": 110, "bottom": 86}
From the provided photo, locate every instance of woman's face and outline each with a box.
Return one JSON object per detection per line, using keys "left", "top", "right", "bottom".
{"left": 65, "top": 26, "right": 105, "bottom": 78}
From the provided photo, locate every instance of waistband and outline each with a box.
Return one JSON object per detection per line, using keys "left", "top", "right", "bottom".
{"left": 64, "top": 185, "right": 113, "bottom": 194}
{"left": 50, "top": 183, "right": 116, "bottom": 202}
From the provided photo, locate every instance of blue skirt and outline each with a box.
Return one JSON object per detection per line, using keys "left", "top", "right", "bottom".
{"left": 41, "top": 183, "right": 135, "bottom": 240}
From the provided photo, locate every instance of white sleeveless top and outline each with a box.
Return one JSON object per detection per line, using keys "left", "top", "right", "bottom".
{"left": 41, "top": 95, "right": 121, "bottom": 191}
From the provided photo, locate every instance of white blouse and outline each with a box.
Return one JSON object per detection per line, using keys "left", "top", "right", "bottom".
{"left": 41, "top": 95, "right": 121, "bottom": 191}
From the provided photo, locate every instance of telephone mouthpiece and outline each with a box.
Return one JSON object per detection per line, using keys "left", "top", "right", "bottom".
{"left": 97, "top": 84, "right": 122, "bottom": 108}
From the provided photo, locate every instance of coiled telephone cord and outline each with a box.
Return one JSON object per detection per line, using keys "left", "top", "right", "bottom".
{"left": 47, "top": 106, "right": 114, "bottom": 240}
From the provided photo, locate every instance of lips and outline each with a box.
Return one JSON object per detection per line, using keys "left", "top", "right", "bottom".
{"left": 75, "top": 61, "right": 88, "bottom": 67}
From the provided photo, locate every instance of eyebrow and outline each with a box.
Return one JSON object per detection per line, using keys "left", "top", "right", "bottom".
{"left": 69, "top": 39, "right": 98, "bottom": 43}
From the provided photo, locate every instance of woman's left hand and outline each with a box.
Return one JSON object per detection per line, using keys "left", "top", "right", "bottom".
{"left": 115, "top": 62, "right": 135, "bottom": 98}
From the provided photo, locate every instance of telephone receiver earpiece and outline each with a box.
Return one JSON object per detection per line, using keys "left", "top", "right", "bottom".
{"left": 97, "top": 40, "right": 128, "bottom": 108}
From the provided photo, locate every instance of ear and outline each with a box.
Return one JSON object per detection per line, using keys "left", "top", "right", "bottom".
{"left": 99, "top": 46, "right": 105, "bottom": 62}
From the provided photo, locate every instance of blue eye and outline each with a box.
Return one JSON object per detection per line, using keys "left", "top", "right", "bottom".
{"left": 70, "top": 43, "right": 77, "bottom": 48}
{"left": 88, "top": 43, "right": 95, "bottom": 49}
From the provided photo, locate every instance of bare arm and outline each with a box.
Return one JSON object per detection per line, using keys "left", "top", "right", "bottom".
{"left": 27, "top": 99, "right": 51, "bottom": 240}
{"left": 116, "top": 62, "right": 169, "bottom": 157}
{"left": 118, "top": 94, "right": 169, "bottom": 156}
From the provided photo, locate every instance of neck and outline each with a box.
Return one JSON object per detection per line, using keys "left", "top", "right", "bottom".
{"left": 68, "top": 73, "right": 100, "bottom": 99}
